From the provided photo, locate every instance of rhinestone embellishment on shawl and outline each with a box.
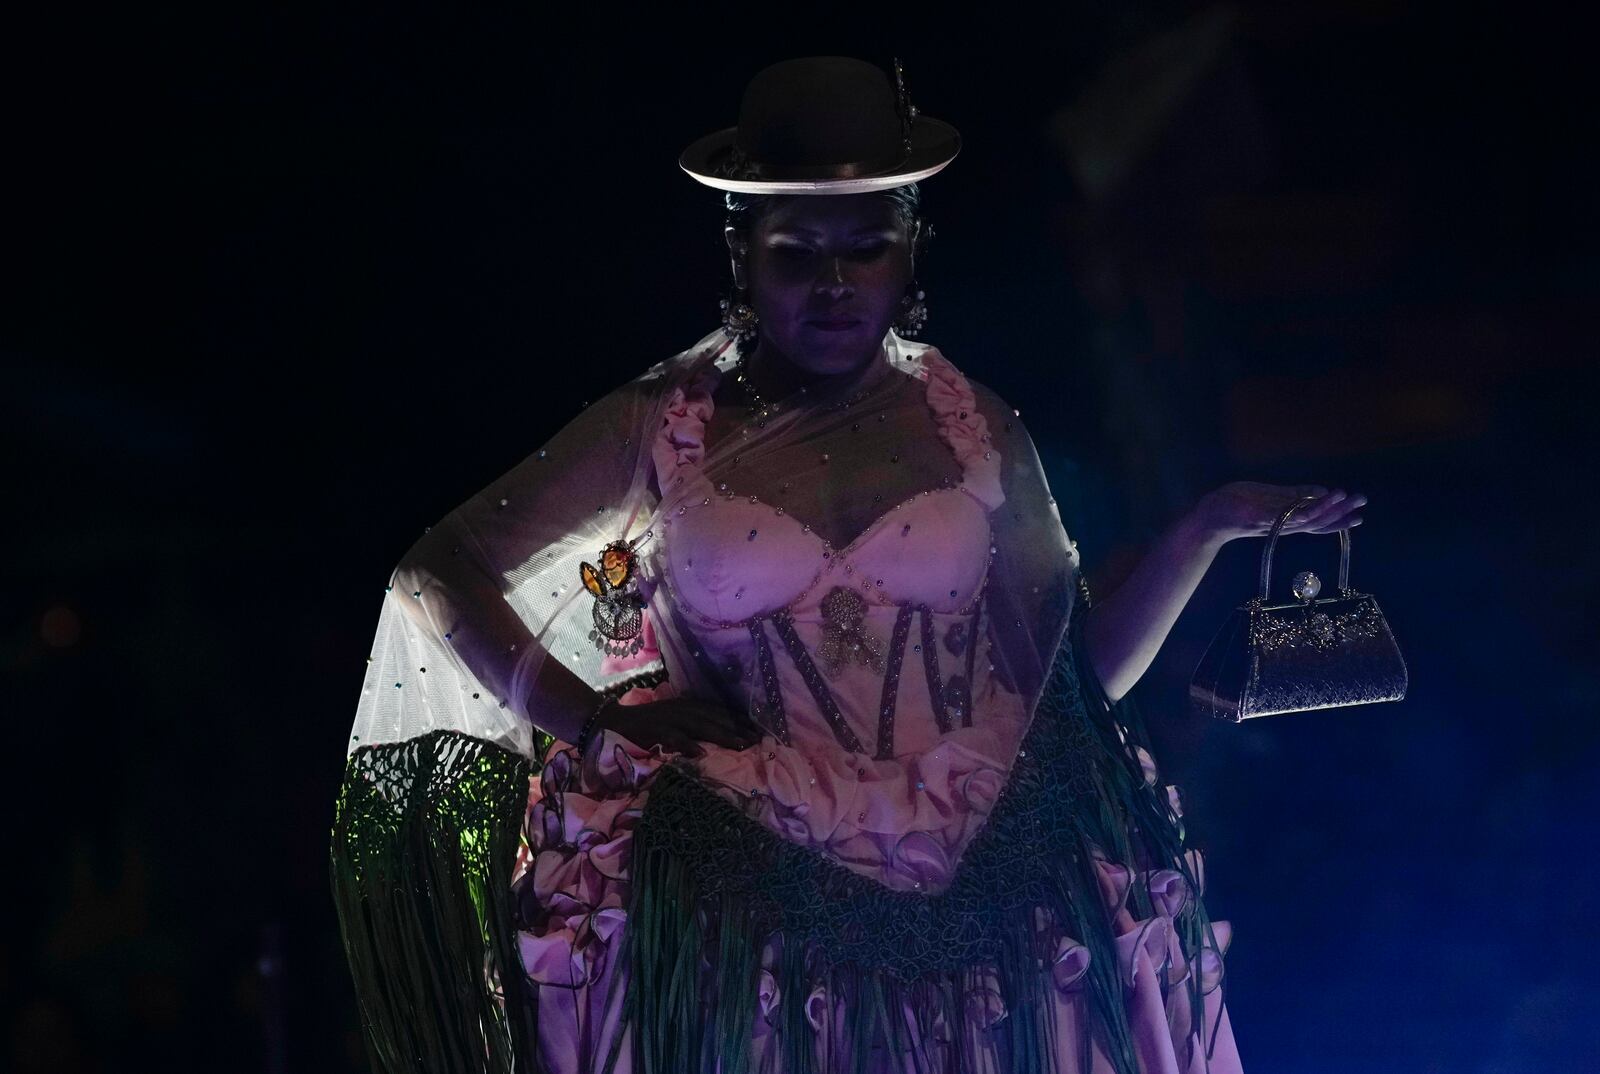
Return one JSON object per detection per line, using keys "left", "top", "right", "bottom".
{"left": 817, "top": 586, "right": 886, "bottom": 678}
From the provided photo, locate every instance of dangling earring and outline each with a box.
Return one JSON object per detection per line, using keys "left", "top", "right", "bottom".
{"left": 894, "top": 281, "right": 929, "bottom": 337}
{"left": 720, "top": 286, "right": 759, "bottom": 343}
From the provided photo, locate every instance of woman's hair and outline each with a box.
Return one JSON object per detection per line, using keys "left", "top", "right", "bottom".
{"left": 723, "top": 183, "right": 932, "bottom": 259}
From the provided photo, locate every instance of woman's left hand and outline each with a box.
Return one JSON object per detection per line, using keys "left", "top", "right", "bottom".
{"left": 1188, "top": 481, "right": 1368, "bottom": 548}
{"left": 1080, "top": 481, "right": 1367, "bottom": 702}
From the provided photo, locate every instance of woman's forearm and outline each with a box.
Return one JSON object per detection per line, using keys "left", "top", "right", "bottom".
{"left": 526, "top": 653, "right": 603, "bottom": 743}
{"left": 1080, "top": 508, "right": 1227, "bottom": 705}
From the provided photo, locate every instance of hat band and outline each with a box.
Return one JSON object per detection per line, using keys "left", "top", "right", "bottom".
{"left": 718, "top": 142, "right": 912, "bottom": 183}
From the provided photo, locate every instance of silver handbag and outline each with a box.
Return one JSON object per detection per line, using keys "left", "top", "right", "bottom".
{"left": 1190, "top": 495, "right": 1409, "bottom": 721}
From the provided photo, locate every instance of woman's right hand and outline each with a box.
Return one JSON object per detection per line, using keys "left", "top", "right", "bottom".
{"left": 594, "top": 696, "right": 766, "bottom": 756}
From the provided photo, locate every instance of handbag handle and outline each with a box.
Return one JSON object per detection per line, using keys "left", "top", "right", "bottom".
{"left": 1256, "top": 495, "right": 1352, "bottom": 602}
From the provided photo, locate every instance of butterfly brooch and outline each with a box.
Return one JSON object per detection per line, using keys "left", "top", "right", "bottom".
{"left": 581, "top": 535, "right": 649, "bottom": 657}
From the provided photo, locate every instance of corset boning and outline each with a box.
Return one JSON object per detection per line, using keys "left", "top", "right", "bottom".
{"left": 640, "top": 345, "right": 1033, "bottom": 892}
{"left": 658, "top": 484, "right": 1016, "bottom": 760}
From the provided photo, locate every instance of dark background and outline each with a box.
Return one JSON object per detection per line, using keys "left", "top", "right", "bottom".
{"left": 4, "top": 4, "right": 1594, "bottom": 1071}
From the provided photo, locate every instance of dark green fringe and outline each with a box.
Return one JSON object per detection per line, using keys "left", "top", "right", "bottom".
{"left": 614, "top": 606, "right": 1221, "bottom": 1074}
{"left": 1071, "top": 612, "right": 1228, "bottom": 1067}
{"left": 330, "top": 729, "right": 543, "bottom": 1074}
{"left": 328, "top": 612, "right": 1222, "bottom": 1073}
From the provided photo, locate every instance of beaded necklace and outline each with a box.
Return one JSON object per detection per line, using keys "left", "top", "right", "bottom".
{"left": 728, "top": 345, "right": 889, "bottom": 429}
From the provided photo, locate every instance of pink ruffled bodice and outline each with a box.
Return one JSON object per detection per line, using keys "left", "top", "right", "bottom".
{"left": 512, "top": 343, "right": 1240, "bottom": 1071}
{"left": 646, "top": 347, "right": 1025, "bottom": 895}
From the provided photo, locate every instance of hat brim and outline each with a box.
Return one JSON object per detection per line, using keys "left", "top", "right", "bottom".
{"left": 679, "top": 115, "right": 961, "bottom": 195}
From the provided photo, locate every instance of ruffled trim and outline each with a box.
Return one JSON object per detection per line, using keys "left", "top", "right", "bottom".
{"left": 516, "top": 697, "right": 1033, "bottom": 992}
{"left": 513, "top": 731, "right": 667, "bottom": 988}
{"left": 920, "top": 348, "right": 1005, "bottom": 510}
{"left": 513, "top": 736, "right": 1233, "bottom": 1030}
{"left": 688, "top": 677, "right": 1030, "bottom": 894}
{"left": 1039, "top": 858, "right": 1220, "bottom": 996}
{"left": 651, "top": 362, "right": 718, "bottom": 506}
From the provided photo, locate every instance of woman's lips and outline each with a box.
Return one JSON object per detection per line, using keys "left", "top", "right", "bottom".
{"left": 807, "top": 319, "right": 862, "bottom": 331}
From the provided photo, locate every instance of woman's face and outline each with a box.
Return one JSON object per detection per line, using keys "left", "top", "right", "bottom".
{"left": 733, "top": 193, "right": 916, "bottom": 377}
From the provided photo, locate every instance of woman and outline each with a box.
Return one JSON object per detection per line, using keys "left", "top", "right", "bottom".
{"left": 332, "top": 57, "right": 1365, "bottom": 1074}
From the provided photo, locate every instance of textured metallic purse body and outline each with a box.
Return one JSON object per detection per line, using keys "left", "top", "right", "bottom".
{"left": 1190, "top": 495, "right": 1409, "bottom": 722}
